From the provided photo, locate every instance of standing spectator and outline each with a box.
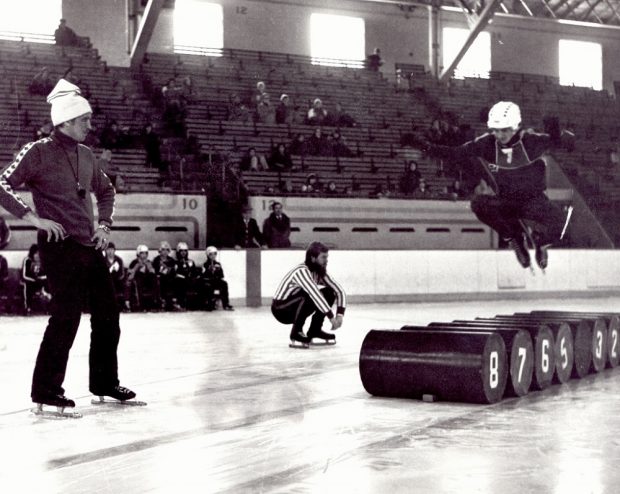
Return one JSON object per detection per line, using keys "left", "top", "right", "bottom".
{"left": 240, "top": 147, "right": 268, "bottom": 172}
{"left": 399, "top": 160, "right": 422, "bottom": 196}
{"left": 21, "top": 244, "right": 51, "bottom": 314}
{"left": 103, "top": 242, "right": 125, "bottom": 310}
{"left": 276, "top": 94, "right": 295, "bottom": 125}
{"left": 0, "top": 78, "right": 139, "bottom": 412}
{"left": 234, "top": 205, "right": 266, "bottom": 249}
{"left": 256, "top": 93, "right": 276, "bottom": 124}
{"left": 253, "top": 81, "right": 268, "bottom": 105}
{"left": 200, "top": 246, "right": 233, "bottom": 310}
{"left": 152, "top": 241, "right": 178, "bottom": 310}
{"left": 307, "top": 99, "right": 327, "bottom": 126}
{"left": 54, "top": 19, "right": 79, "bottom": 47}
{"left": 268, "top": 143, "right": 294, "bottom": 173}
{"left": 262, "top": 202, "right": 291, "bottom": 248}
{"left": 142, "top": 123, "right": 162, "bottom": 169}
{"left": 126, "top": 244, "right": 159, "bottom": 311}
{"left": 227, "top": 93, "right": 250, "bottom": 123}
{"left": 173, "top": 242, "right": 198, "bottom": 309}
{"left": 366, "top": 48, "right": 383, "bottom": 71}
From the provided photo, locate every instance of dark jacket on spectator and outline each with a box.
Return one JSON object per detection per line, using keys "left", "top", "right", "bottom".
{"left": 263, "top": 212, "right": 291, "bottom": 248}
{"left": 234, "top": 217, "right": 264, "bottom": 248}
{"left": 268, "top": 145, "right": 293, "bottom": 171}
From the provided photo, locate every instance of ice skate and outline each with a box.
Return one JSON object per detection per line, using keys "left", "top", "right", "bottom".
{"left": 91, "top": 385, "right": 147, "bottom": 406}
{"left": 535, "top": 243, "right": 550, "bottom": 271}
{"left": 31, "top": 394, "right": 82, "bottom": 419}
{"left": 506, "top": 234, "right": 532, "bottom": 272}
{"left": 289, "top": 328, "right": 310, "bottom": 349}
{"left": 307, "top": 328, "right": 336, "bottom": 346}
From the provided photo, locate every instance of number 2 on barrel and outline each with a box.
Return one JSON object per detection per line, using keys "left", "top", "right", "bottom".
{"left": 611, "top": 330, "right": 618, "bottom": 359}
{"left": 489, "top": 351, "right": 499, "bottom": 389}
{"left": 517, "top": 347, "right": 527, "bottom": 383}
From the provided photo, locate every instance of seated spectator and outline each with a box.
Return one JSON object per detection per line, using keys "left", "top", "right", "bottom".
{"left": 324, "top": 180, "right": 339, "bottom": 194}
{"left": 305, "top": 173, "right": 323, "bottom": 193}
{"left": 413, "top": 178, "right": 432, "bottom": 198}
{"left": 233, "top": 205, "right": 266, "bottom": 249}
{"left": 307, "top": 128, "right": 331, "bottom": 156}
{"left": 200, "top": 246, "right": 234, "bottom": 310}
{"left": 331, "top": 130, "right": 354, "bottom": 157}
{"left": 104, "top": 242, "right": 125, "bottom": 311}
{"left": 174, "top": 242, "right": 198, "bottom": 309}
{"left": 276, "top": 94, "right": 296, "bottom": 125}
{"left": 326, "top": 103, "right": 357, "bottom": 127}
{"left": 0, "top": 252, "right": 8, "bottom": 310}
{"left": 289, "top": 133, "right": 309, "bottom": 156}
{"left": 152, "top": 241, "right": 179, "bottom": 310}
{"left": 28, "top": 67, "right": 54, "bottom": 96}
{"left": 227, "top": 93, "right": 251, "bottom": 123}
{"left": 263, "top": 185, "right": 276, "bottom": 194}
{"left": 372, "top": 182, "right": 391, "bottom": 198}
{"left": 97, "top": 149, "right": 124, "bottom": 190}
{"left": 268, "top": 143, "right": 294, "bottom": 172}
{"left": 279, "top": 178, "right": 294, "bottom": 194}
{"left": 448, "top": 179, "right": 467, "bottom": 199}
{"left": 262, "top": 202, "right": 291, "bottom": 248}
{"left": 100, "top": 120, "right": 129, "bottom": 150}
{"left": 366, "top": 48, "right": 383, "bottom": 71}
{"left": 240, "top": 147, "right": 268, "bottom": 172}
{"left": 0, "top": 216, "right": 10, "bottom": 251}
{"left": 54, "top": 18, "right": 79, "bottom": 47}
{"left": 126, "top": 245, "right": 159, "bottom": 311}
{"left": 307, "top": 98, "right": 327, "bottom": 126}
{"left": 256, "top": 93, "right": 276, "bottom": 124}
{"left": 399, "top": 160, "right": 422, "bottom": 196}
{"left": 474, "top": 178, "right": 495, "bottom": 196}
{"left": 34, "top": 119, "right": 53, "bottom": 140}
{"left": 21, "top": 245, "right": 50, "bottom": 314}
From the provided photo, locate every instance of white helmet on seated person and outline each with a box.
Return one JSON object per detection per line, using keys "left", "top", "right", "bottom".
{"left": 487, "top": 101, "right": 521, "bottom": 130}
{"left": 176, "top": 242, "right": 189, "bottom": 251}
{"left": 206, "top": 246, "right": 218, "bottom": 256}
{"left": 136, "top": 244, "right": 148, "bottom": 255}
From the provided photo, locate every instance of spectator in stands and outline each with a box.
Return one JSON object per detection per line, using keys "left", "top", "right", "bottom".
{"left": 234, "top": 205, "right": 266, "bottom": 249}
{"left": 399, "top": 160, "right": 422, "bottom": 196}
{"left": 200, "top": 246, "right": 233, "bottom": 311}
{"left": 326, "top": 103, "right": 357, "bottom": 128}
{"left": 142, "top": 123, "right": 162, "bottom": 170}
{"left": 263, "top": 202, "right": 291, "bottom": 248}
{"left": 268, "top": 143, "right": 294, "bottom": 172}
{"left": 474, "top": 178, "right": 495, "bottom": 196}
{"left": 307, "top": 98, "right": 328, "bottom": 126}
{"left": 97, "top": 149, "right": 122, "bottom": 191}
{"left": 366, "top": 48, "right": 383, "bottom": 72}
{"left": 29, "top": 67, "right": 54, "bottom": 96}
{"left": 35, "top": 119, "right": 53, "bottom": 141}
{"left": 21, "top": 244, "right": 51, "bottom": 314}
{"left": 289, "top": 133, "right": 309, "bottom": 156}
{"left": 331, "top": 130, "right": 354, "bottom": 157}
{"left": 279, "top": 178, "right": 294, "bottom": 194}
{"left": 254, "top": 81, "right": 269, "bottom": 105}
{"left": 305, "top": 173, "right": 323, "bottom": 193}
{"left": 103, "top": 242, "right": 125, "bottom": 311}
{"left": 240, "top": 147, "right": 268, "bottom": 172}
{"left": 448, "top": 179, "right": 467, "bottom": 200}
{"left": 152, "top": 241, "right": 179, "bottom": 311}
{"left": 324, "top": 181, "right": 339, "bottom": 195}
{"left": 174, "top": 242, "right": 198, "bottom": 310}
{"left": 276, "top": 94, "right": 296, "bottom": 125}
{"left": 54, "top": 19, "right": 79, "bottom": 47}
{"left": 308, "top": 128, "right": 331, "bottom": 156}
{"left": 227, "top": 93, "right": 251, "bottom": 123}
{"left": 162, "top": 79, "right": 186, "bottom": 135}
{"left": 0, "top": 252, "right": 8, "bottom": 308}
{"left": 256, "top": 93, "right": 276, "bottom": 124}
{"left": 100, "top": 120, "right": 129, "bottom": 150}
{"left": 372, "top": 182, "right": 391, "bottom": 199}
{"left": 126, "top": 245, "right": 159, "bottom": 311}
{"left": 413, "top": 178, "right": 432, "bottom": 198}
{"left": 0, "top": 216, "right": 10, "bottom": 250}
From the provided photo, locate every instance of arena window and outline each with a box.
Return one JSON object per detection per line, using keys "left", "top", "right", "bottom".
{"left": 559, "top": 39, "right": 602, "bottom": 90}
{"left": 442, "top": 27, "right": 490, "bottom": 79}
{"left": 310, "top": 13, "right": 365, "bottom": 68}
{"left": 0, "top": 0, "right": 61, "bottom": 42}
{"left": 173, "top": 0, "right": 223, "bottom": 56}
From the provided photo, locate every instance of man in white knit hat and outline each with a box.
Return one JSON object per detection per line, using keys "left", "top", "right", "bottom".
{"left": 0, "top": 79, "right": 140, "bottom": 417}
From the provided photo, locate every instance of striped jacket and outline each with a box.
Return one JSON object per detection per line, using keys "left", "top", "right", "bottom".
{"left": 273, "top": 263, "right": 346, "bottom": 319}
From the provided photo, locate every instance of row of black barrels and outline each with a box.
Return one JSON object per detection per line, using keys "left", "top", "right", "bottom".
{"left": 359, "top": 311, "right": 620, "bottom": 404}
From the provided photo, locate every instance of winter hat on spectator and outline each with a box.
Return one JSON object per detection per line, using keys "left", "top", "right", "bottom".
{"left": 280, "top": 94, "right": 289, "bottom": 102}
{"left": 47, "top": 79, "right": 92, "bottom": 126}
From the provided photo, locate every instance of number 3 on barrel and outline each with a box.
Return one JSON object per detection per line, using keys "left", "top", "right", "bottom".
{"left": 489, "top": 351, "right": 499, "bottom": 389}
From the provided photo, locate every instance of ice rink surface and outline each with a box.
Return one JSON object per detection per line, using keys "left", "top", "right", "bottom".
{"left": 1, "top": 296, "right": 619, "bottom": 493}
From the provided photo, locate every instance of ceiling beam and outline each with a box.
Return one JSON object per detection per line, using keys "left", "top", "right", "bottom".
{"left": 130, "top": 0, "right": 165, "bottom": 68}
{"left": 539, "top": 0, "right": 557, "bottom": 17}
{"left": 582, "top": 0, "right": 604, "bottom": 22}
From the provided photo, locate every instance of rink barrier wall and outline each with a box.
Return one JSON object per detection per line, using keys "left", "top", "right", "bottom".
{"left": 1, "top": 249, "right": 619, "bottom": 307}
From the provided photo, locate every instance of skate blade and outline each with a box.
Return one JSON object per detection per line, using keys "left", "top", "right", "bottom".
{"left": 309, "top": 340, "right": 337, "bottom": 346}
{"left": 91, "top": 397, "right": 147, "bottom": 406}
{"left": 289, "top": 341, "right": 310, "bottom": 349}
{"left": 31, "top": 405, "right": 82, "bottom": 419}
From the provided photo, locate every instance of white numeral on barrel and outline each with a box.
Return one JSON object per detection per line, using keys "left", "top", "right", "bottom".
{"left": 595, "top": 331, "right": 603, "bottom": 360}
{"left": 612, "top": 330, "right": 618, "bottom": 359}
{"left": 489, "top": 351, "right": 499, "bottom": 389}
{"left": 517, "top": 347, "right": 527, "bottom": 383}
{"left": 560, "top": 337, "right": 568, "bottom": 369}
{"left": 541, "top": 340, "right": 550, "bottom": 373}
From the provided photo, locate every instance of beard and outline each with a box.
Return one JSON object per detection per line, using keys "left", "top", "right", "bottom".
{"left": 306, "top": 260, "right": 327, "bottom": 277}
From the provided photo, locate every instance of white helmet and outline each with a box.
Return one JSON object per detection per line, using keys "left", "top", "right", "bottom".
{"left": 206, "top": 246, "right": 218, "bottom": 256}
{"left": 136, "top": 244, "right": 148, "bottom": 254}
{"left": 487, "top": 101, "right": 521, "bottom": 130}
{"left": 176, "top": 242, "right": 189, "bottom": 251}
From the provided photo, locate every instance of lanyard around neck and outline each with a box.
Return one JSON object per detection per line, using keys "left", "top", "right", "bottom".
{"left": 57, "top": 141, "right": 86, "bottom": 199}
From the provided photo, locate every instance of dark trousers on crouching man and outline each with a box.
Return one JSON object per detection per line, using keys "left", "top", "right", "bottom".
{"left": 271, "top": 286, "right": 336, "bottom": 335}
{"left": 31, "top": 234, "right": 120, "bottom": 401}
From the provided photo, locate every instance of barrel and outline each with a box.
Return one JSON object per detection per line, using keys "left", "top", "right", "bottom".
{"left": 502, "top": 314, "right": 607, "bottom": 373}
{"left": 529, "top": 311, "right": 620, "bottom": 368}
{"left": 359, "top": 329, "right": 507, "bottom": 404}
{"left": 412, "top": 323, "right": 533, "bottom": 397}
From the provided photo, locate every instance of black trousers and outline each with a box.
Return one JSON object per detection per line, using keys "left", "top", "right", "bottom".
{"left": 470, "top": 193, "right": 565, "bottom": 246}
{"left": 205, "top": 279, "right": 230, "bottom": 307}
{"left": 32, "top": 236, "right": 121, "bottom": 399}
{"left": 271, "top": 287, "right": 335, "bottom": 333}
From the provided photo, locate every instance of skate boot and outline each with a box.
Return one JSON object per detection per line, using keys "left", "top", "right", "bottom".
{"left": 31, "top": 393, "right": 82, "bottom": 419}
{"left": 307, "top": 328, "right": 336, "bottom": 346}
{"left": 289, "top": 328, "right": 310, "bottom": 349}
{"left": 91, "top": 385, "right": 147, "bottom": 406}
{"left": 535, "top": 243, "right": 550, "bottom": 271}
{"left": 506, "top": 234, "right": 531, "bottom": 269}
